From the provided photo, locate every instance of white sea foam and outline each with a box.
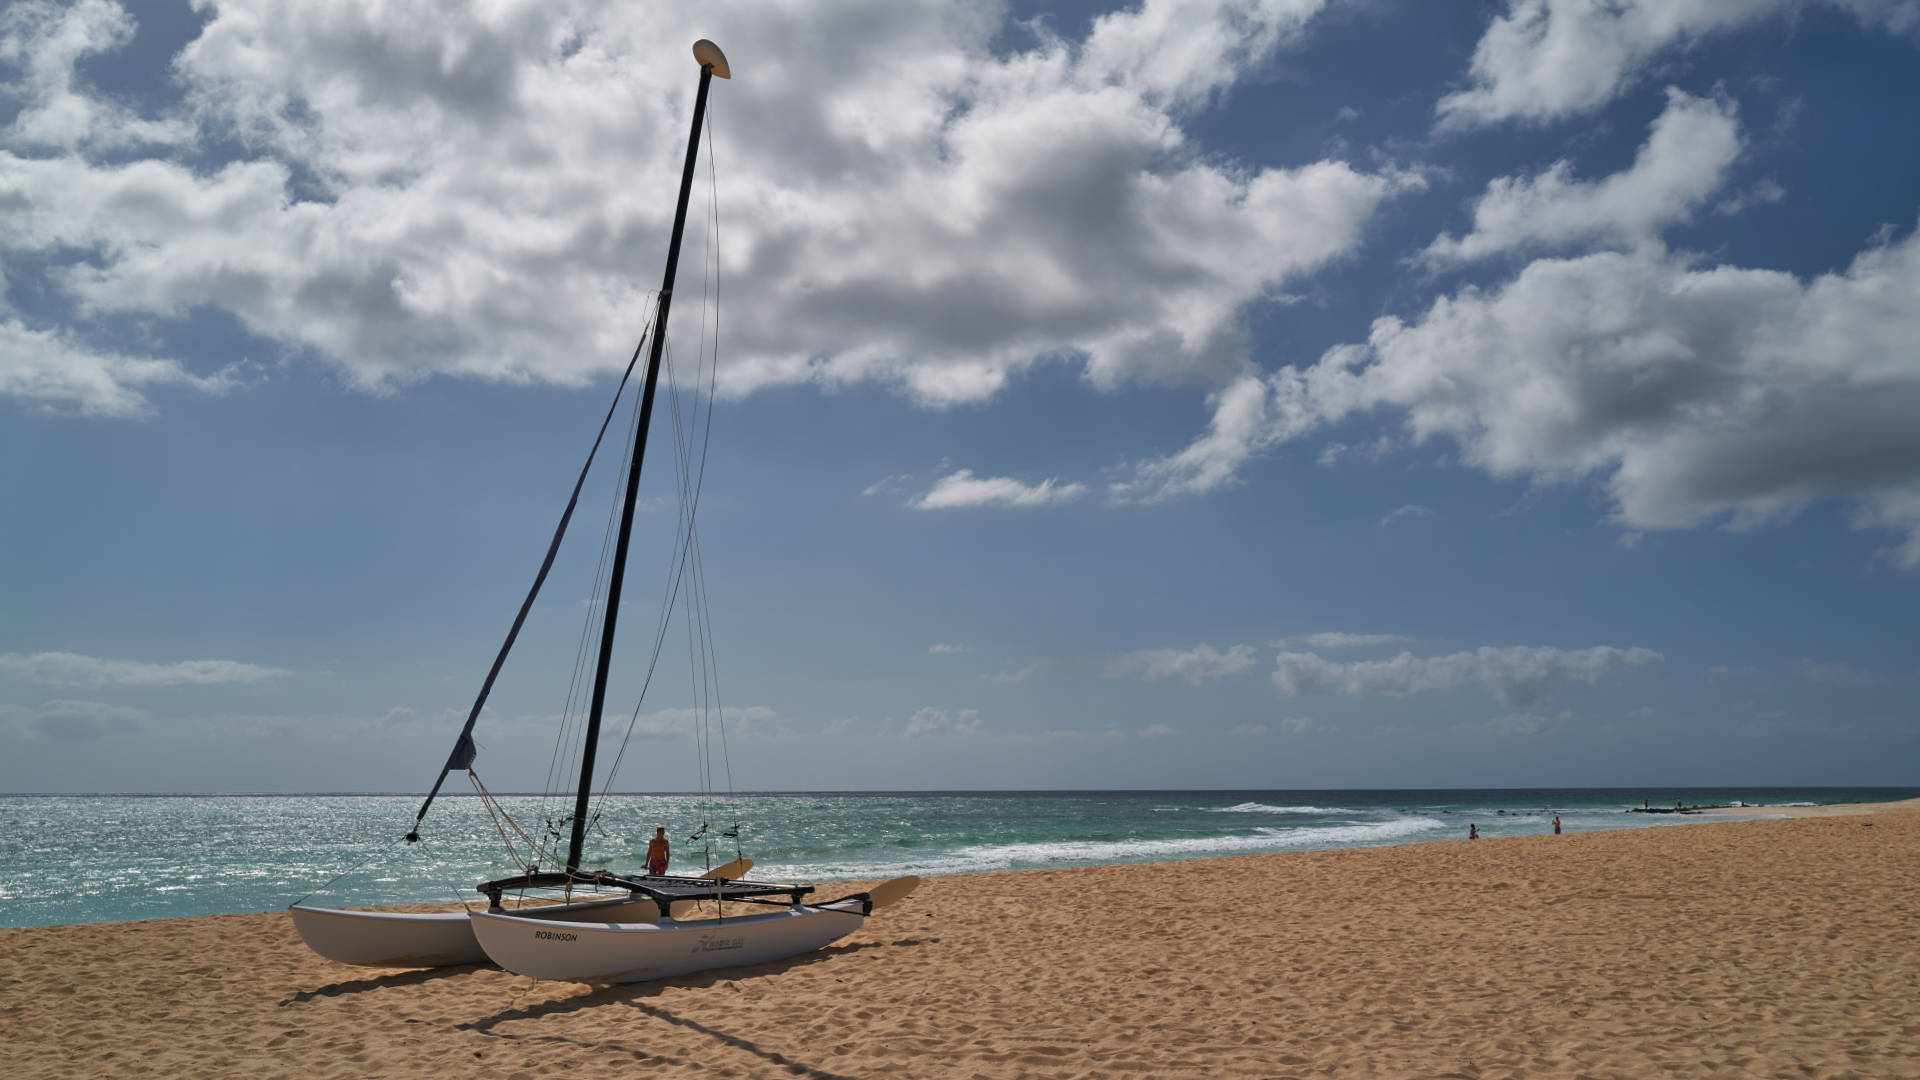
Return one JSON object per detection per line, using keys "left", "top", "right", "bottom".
{"left": 1208, "top": 802, "right": 1353, "bottom": 814}
{"left": 776, "top": 816, "right": 1450, "bottom": 880}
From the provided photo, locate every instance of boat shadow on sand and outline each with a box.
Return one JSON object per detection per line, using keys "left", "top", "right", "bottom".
{"left": 280, "top": 962, "right": 492, "bottom": 1005}
{"left": 462, "top": 992, "right": 853, "bottom": 1079}
{"left": 451, "top": 938, "right": 937, "bottom": 1078}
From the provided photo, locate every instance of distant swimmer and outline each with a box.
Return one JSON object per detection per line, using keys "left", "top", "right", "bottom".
{"left": 1469, "top": 824, "right": 1478, "bottom": 840}
{"left": 645, "top": 826, "right": 670, "bottom": 876}
{"left": 1553, "top": 816, "right": 1562, "bottom": 835}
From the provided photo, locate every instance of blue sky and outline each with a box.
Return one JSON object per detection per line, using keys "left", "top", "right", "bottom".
{"left": 2, "top": 0, "right": 1916, "bottom": 794}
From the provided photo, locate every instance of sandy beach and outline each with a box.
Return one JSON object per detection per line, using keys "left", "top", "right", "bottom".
{"left": 4, "top": 801, "right": 1917, "bottom": 1078}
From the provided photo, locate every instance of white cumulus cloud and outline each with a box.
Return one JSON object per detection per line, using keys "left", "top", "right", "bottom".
{"left": 1376, "top": 504, "right": 1433, "bottom": 527}
{"left": 0, "top": 0, "right": 192, "bottom": 150}
{"left": 1108, "top": 643, "right": 1258, "bottom": 685}
{"left": 0, "top": 319, "right": 237, "bottom": 417}
{"left": 984, "top": 662, "right": 1043, "bottom": 685}
{"left": 1436, "top": 0, "right": 1920, "bottom": 130}
{"left": 0, "top": 0, "right": 1411, "bottom": 416}
{"left": 911, "top": 469, "right": 1088, "bottom": 510}
{"left": 1110, "top": 374, "right": 1287, "bottom": 501}
{"left": 0, "top": 651, "right": 291, "bottom": 687}
{"left": 1123, "top": 220, "right": 1920, "bottom": 566}
{"left": 904, "top": 706, "right": 982, "bottom": 737}
{"left": 1480, "top": 711, "right": 1563, "bottom": 736}
{"left": 1424, "top": 88, "right": 1743, "bottom": 264}
{"left": 1288, "top": 632, "right": 1407, "bottom": 649}
{"left": 1270, "top": 644, "right": 1663, "bottom": 705}
{"left": 0, "top": 698, "right": 147, "bottom": 741}
{"left": 599, "top": 705, "right": 782, "bottom": 741}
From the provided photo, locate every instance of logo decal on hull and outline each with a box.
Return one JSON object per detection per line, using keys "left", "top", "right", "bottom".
{"left": 534, "top": 930, "right": 578, "bottom": 942}
{"left": 691, "top": 934, "right": 746, "bottom": 954}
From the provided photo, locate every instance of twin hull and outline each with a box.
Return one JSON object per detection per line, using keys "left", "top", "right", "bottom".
{"left": 291, "top": 898, "right": 866, "bottom": 983}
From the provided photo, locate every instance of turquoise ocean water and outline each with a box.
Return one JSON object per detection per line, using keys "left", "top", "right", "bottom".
{"left": 2, "top": 787, "right": 1913, "bottom": 929}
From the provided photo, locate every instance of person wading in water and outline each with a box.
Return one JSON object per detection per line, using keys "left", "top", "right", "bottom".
{"left": 645, "top": 826, "right": 671, "bottom": 876}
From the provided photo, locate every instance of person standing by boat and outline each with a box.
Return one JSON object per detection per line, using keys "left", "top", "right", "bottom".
{"left": 645, "top": 827, "right": 671, "bottom": 876}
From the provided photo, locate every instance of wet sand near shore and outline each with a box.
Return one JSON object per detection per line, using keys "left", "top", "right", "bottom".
{"left": 3, "top": 800, "right": 1917, "bottom": 1078}
{"left": 1698, "top": 797, "right": 1920, "bottom": 818}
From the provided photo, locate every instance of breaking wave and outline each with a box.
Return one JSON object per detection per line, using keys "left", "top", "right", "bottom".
{"left": 772, "top": 816, "right": 1447, "bottom": 880}
{"left": 1207, "top": 802, "right": 1353, "bottom": 814}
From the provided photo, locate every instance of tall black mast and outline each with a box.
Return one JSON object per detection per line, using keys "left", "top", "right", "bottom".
{"left": 566, "top": 40, "right": 731, "bottom": 874}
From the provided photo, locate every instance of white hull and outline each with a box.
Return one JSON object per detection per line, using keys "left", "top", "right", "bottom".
{"left": 470, "top": 901, "right": 866, "bottom": 983}
{"left": 290, "top": 893, "right": 665, "bottom": 968}
{"left": 289, "top": 904, "right": 489, "bottom": 968}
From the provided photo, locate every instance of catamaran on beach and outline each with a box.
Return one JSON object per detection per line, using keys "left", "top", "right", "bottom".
{"left": 289, "top": 39, "right": 915, "bottom": 984}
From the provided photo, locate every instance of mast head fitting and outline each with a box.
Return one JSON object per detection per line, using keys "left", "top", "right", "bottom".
{"left": 693, "top": 39, "right": 730, "bottom": 79}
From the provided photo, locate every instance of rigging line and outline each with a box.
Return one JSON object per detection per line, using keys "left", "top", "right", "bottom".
{"left": 687, "top": 519, "right": 714, "bottom": 793}
{"left": 704, "top": 94, "right": 722, "bottom": 414}
{"left": 476, "top": 771, "right": 548, "bottom": 863}
{"left": 549, "top": 340, "right": 649, "bottom": 822}
{"left": 687, "top": 541, "right": 721, "bottom": 841}
{"left": 678, "top": 522, "right": 703, "bottom": 805}
{"left": 540, "top": 345, "right": 646, "bottom": 844}
{"left": 668, "top": 103, "right": 722, "bottom": 815}
{"left": 691, "top": 101, "right": 720, "bottom": 817}
{"left": 438, "top": 862, "right": 478, "bottom": 914}
{"left": 696, "top": 555, "right": 716, "bottom": 803}
{"left": 600, "top": 383, "right": 700, "bottom": 777}
{"left": 665, "top": 102, "right": 729, "bottom": 835}
{"left": 692, "top": 566, "right": 716, "bottom": 848}
{"left": 587, "top": 336, "right": 693, "bottom": 816}
{"left": 685, "top": 115, "right": 724, "bottom": 544}
{"left": 681, "top": 441, "right": 713, "bottom": 823}
{"left": 599, "top": 418, "right": 698, "bottom": 799}
{"left": 699, "top": 128, "right": 734, "bottom": 832}
{"left": 692, "top": 529, "right": 737, "bottom": 798}
{"left": 410, "top": 305, "right": 657, "bottom": 839}
{"left": 594, "top": 110, "right": 728, "bottom": 821}
{"left": 593, "top": 345, "right": 708, "bottom": 816}
{"left": 640, "top": 329, "right": 701, "bottom": 721}
{"left": 671, "top": 235, "right": 721, "bottom": 818}
{"left": 291, "top": 831, "right": 408, "bottom": 908}
{"left": 470, "top": 771, "right": 542, "bottom": 875}
{"left": 698, "top": 97, "right": 720, "bottom": 498}
{"left": 694, "top": 107, "right": 735, "bottom": 809}
{"left": 684, "top": 559, "right": 707, "bottom": 803}
{"left": 546, "top": 363, "right": 639, "bottom": 793}
{"left": 660, "top": 309, "right": 707, "bottom": 806}
{"left": 540, "top": 476, "right": 614, "bottom": 832}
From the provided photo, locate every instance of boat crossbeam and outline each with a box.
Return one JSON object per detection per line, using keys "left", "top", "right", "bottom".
{"left": 479, "top": 870, "right": 812, "bottom": 919}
